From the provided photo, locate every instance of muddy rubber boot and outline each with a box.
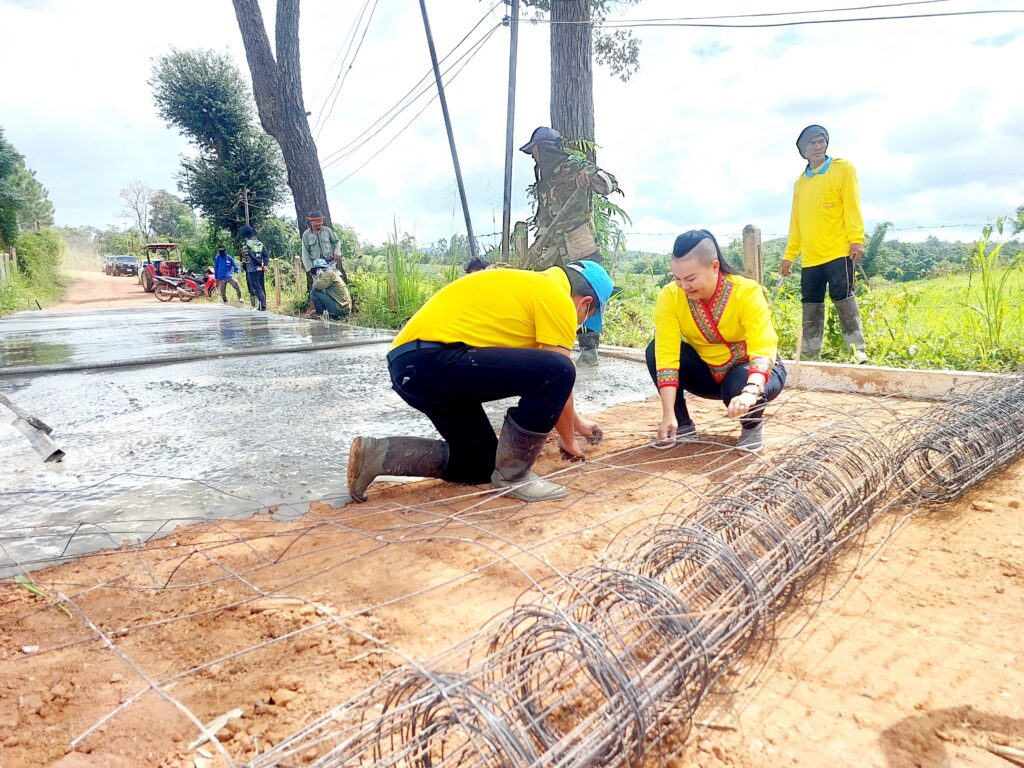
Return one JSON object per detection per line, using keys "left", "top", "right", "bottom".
{"left": 801, "top": 303, "right": 826, "bottom": 360}
{"left": 577, "top": 331, "right": 600, "bottom": 368}
{"left": 835, "top": 296, "right": 869, "bottom": 364}
{"left": 347, "top": 436, "right": 448, "bottom": 503}
{"left": 735, "top": 422, "right": 764, "bottom": 453}
{"left": 491, "top": 413, "right": 567, "bottom": 502}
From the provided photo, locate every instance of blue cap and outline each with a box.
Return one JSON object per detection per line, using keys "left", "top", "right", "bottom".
{"left": 567, "top": 260, "right": 614, "bottom": 332}
{"left": 312, "top": 259, "right": 330, "bottom": 270}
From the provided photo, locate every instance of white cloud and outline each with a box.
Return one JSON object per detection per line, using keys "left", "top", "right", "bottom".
{"left": 1, "top": 0, "right": 1021, "bottom": 252}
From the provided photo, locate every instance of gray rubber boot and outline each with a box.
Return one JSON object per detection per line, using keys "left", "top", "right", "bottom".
{"left": 735, "top": 422, "right": 764, "bottom": 453}
{"left": 835, "top": 296, "right": 868, "bottom": 363}
{"left": 347, "top": 436, "right": 448, "bottom": 503}
{"left": 577, "top": 331, "right": 600, "bottom": 368}
{"left": 801, "top": 302, "right": 826, "bottom": 359}
{"left": 491, "top": 413, "right": 567, "bottom": 502}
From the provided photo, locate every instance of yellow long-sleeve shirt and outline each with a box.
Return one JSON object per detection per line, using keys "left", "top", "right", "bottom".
{"left": 392, "top": 267, "right": 576, "bottom": 351}
{"left": 783, "top": 157, "right": 864, "bottom": 268}
{"left": 654, "top": 274, "right": 778, "bottom": 386}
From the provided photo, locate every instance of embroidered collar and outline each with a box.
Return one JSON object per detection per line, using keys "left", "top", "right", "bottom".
{"left": 804, "top": 156, "right": 832, "bottom": 178}
{"left": 687, "top": 273, "right": 733, "bottom": 344}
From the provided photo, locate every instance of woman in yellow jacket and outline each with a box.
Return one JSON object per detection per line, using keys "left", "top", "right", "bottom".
{"left": 647, "top": 230, "right": 787, "bottom": 452}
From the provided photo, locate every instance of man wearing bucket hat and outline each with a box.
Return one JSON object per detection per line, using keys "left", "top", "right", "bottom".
{"left": 309, "top": 258, "right": 352, "bottom": 320}
{"left": 521, "top": 126, "right": 620, "bottom": 367}
{"left": 300, "top": 209, "right": 348, "bottom": 291}
{"left": 347, "top": 259, "right": 614, "bottom": 504}
{"left": 781, "top": 125, "right": 868, "bottom": 363}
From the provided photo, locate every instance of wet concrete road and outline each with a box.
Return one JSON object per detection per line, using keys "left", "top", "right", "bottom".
{"left": 0, "top": 307, "right": 654, "bottom": 575}
{"left": 0, "top": 305, "right": 389, "bottom": 372}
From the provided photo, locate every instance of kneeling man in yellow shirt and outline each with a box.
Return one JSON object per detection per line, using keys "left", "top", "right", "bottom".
{"left": 348, "top": 261, "right": 613, "bottom": 503}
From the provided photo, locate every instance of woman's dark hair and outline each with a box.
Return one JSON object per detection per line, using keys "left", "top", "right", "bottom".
{"left": 239, "top": 224, "right": 256, "bottom": 239}
{"left": 671, "top": 229, "right": 740, "bottom": 275}
{"left": 464, "top": 256, "right": 489, "bottom": 273}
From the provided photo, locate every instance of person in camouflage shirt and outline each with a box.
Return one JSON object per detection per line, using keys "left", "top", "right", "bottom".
{"left": 521, "top": 126, "right": 620, "bottom": 366}
{"left": 521, "top": 126, "right": 619, "bottom": 270}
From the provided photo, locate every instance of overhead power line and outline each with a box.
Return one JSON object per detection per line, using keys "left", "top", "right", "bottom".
{"left": 324, "top": 25, "right": 501, "bottom": 191}
{"left": 314, "top": 0, "right": 382, "bottom": 140}
{"left": 536, "top": 0, "right": 952, "bottom": 24}
{"left": 531, "top": 8, "right": 1024, "bottom": 30}
{"left": 310, "top": 0, "right": 374, "bottom": 119}
{"left": 319, "top": 3, "right": 502, "bottom": 169}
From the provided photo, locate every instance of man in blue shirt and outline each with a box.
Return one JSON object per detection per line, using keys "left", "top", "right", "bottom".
{"left": 213, "top": 247, "right": 242, "bottom": 303}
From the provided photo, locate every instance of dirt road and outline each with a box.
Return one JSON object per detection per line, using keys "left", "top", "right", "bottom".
{"left": 48, "top": 269, "right": 155, "bottom": 311}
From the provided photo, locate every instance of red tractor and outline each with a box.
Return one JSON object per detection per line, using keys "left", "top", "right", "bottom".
{"left": 139, "top": 242, "right": 183, "bottom": 293}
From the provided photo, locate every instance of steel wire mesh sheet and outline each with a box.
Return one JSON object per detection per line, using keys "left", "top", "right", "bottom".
{"left": 245, "top": 377, "right": 1024, "bottom": 768}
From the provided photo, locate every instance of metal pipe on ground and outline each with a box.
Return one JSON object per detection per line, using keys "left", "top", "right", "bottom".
{"left": 1, "top": 393, "right": 64, "bottom": 463}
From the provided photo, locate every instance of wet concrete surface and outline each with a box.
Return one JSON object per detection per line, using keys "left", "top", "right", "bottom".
{"left": 0, "top": 310, "right": 656, "bottom": 575}
{"left": 0, "top": 305, "right": 390, "bottom": 372}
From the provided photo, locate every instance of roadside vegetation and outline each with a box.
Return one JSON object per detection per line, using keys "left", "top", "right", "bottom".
{"left": 323, "top": 218, "right": 1024, "bottom": 374}
{"left": 0, "top": 128, "right": 67, "bottom": 315}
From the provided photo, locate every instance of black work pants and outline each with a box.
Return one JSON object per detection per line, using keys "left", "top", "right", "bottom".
{"left": 801, "top": 255, "right": 854, "bottom": 303}
{"left": 388, "top": 344, "right": 576, "bottom": 484}
{"left": 246, "top": 271, "right": 267, "bottom": 310}
{"left": 645, "top": 340, "right": 787, "bottom": 429}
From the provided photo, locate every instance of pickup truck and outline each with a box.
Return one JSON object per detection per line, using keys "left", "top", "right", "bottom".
{"left": 103, "top": 255, "right": 140, "bottom": 276}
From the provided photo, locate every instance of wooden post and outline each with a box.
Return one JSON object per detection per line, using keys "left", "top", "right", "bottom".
{"left": 273, "top": 260, "right": 282, "bottom": 309}
{"left": 10, "top": 246, "right": 16, "bottom": 270}
{"left": 0, "top": 251, "right": 8, "bottom": 286}
{"left": 294, "top": 256, "right": 303, "bottom": 296}
{"left": 511, "top": 222, "right": 527, "bottom": 269}
{"left": 741, "top": 225, "right": 763, "bottom": 285}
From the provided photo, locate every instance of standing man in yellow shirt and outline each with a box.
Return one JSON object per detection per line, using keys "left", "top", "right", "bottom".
{"left": 347, "top": 261, "right": 613, "bottom": 504}
{"left": 781, "top": 125, "right": 868, "bottom": 362}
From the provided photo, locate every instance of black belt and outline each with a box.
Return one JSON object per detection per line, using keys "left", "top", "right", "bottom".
{"left": 386, "top": 340, "right": 449, "bottom": 363}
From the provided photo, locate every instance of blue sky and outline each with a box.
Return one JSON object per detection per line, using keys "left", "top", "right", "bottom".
{"left": 1, "top": 0, "right": 1022, "bottom": 253}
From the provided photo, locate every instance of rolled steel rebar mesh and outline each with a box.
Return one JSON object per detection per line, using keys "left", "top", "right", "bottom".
{"left": 248, "top": 377, "right": 1024, "bottom": 768}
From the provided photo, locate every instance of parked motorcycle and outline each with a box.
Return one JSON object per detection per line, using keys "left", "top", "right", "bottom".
{"left": 177, "top": 269, "right": 218, "bottom": 301}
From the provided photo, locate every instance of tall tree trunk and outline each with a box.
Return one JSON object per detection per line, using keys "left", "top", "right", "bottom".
{"left": 550, "top": 0, "right": 595, "bottom": 157}
{"left": 230, "top": 0, "right": 332, "bottom": 234}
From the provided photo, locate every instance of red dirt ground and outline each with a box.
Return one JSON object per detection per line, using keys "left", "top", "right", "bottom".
{"left": 0, "top": 390, "right": 1020, "bottom": 768}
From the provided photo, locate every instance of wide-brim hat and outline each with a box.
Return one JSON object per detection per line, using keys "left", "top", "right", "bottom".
{"left": 567, "top": 260, "right": 614, "bottom": 332}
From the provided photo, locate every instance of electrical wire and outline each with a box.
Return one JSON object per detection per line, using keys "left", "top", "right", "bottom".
{"left": 323, "top": 24, "right": 501, "bottom": 190}
{"left": 527, "top": 9, "right": 1024, "bottom": 30}
{"left": 313, "top": 0, "right": 382, "bottom": 140}
{"left": 318, "top": 3, "right": 503, "bottom": 170}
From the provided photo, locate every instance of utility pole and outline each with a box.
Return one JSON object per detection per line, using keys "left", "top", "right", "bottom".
{"left": 241, "top": 187, "right": 251, "bottom": 226}
{"left": 501, "top": 0, "right": 520, "bottom": 263}
{"left": 419, "top": 0, "right": 480, "bottom": 261}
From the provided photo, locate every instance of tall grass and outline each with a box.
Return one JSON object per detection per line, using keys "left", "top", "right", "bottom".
{"left": 598, "top": 255, "right": 1024, "bottom": 373}
{"left": 348, "top": 225, "right": 459, "bottom": 329}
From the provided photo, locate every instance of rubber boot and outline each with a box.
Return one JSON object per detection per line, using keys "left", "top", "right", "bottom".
{"left": 577, "top": 331, "right": 600, "bottom": 368}
{"left": 801, "top": 303, "right": 826, "bottom": 360}
{"left": 835, "top": 296, "right": 869, "bottom": 364}
{"left": 347, "top": 436, "right": 448, "bottom": 503}
{"left": 491, "top": 413, "right": 567, "bottom": 502}
{"left": 735, "top": 422, "right": 763, "bottom": 453}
